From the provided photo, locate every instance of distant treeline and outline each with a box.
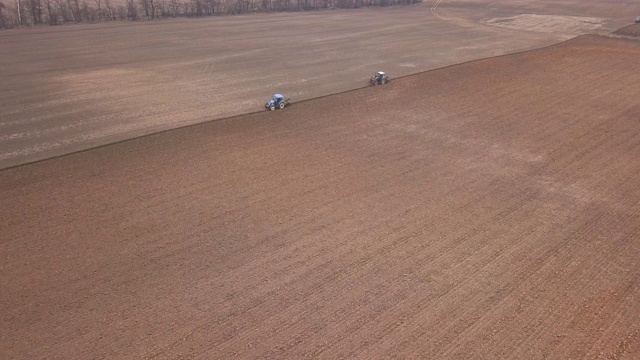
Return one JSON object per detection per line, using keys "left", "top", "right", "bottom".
{"left": 0, "top": 0, "right": 422, "bottom": 28}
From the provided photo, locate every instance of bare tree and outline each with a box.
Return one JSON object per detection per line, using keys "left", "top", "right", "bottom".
{"left": 125, "top": 0, "right": 136, "bottom": 19}
{"left": 188, "top": 0, "right": 202, "bottom": 16}
{"left": 138, "top": 0, "right": 154, "bottom": 18}
{"left": 26, "top": 0, "right": 43, "bottom": 24}
{"left": 116, "top": 4, "right": 126, "bottom": 19}
{"left": 52, "top": 0, "right": 65, "bottom": 21}
{"left": 203, "top": 0, "right": 215, "bottom": 14}
{"left": 65, "top": 0, "right": 76, "bottom": 20}
{"left": 0, "top": 1, "right": 6, "bottom": 28}
{"left": 138, "top": 0, "right": 146, "bottom": 17}
{"left": 80, "top": 0, "right": 93, "bottom": 20}
{"left": 43, "top": 0, "right": 57, "bottom": 24}
{"left": 92, "top": 0, "right": 100, "bottom": 19}
{"left": 157, "top": 0, "right": 164, "bottom": 16}
{"left": 168, "top": 0, "right": 177, "bottom": 17}
{"left": 71, "top": 0, "right": 81, "bottom": 20}
{"left": 15, "top": 0, "right": 22, "bottom": 25}
{"left": 104, "top": 0, "right": 115, "bottom": 19}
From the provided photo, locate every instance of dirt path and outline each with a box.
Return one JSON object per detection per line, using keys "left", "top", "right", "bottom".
{"left": 2, "top": 34, "right": 640, "bottom": 358}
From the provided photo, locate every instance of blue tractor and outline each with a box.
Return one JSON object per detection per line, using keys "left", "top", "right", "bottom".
{"left": 370, "top": 71, "right": 390, "bottom": 86}
{"left": 265, "top": 93, "right": 290, "bottom": 111}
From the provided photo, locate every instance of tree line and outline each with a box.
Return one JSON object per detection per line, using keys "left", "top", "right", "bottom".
{"left": 0, "top": 0, "right": 422, "bottom": 28}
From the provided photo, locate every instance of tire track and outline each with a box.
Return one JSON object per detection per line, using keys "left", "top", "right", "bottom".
{"left": 431, "top": 0, "right": 447, "bottom": 20}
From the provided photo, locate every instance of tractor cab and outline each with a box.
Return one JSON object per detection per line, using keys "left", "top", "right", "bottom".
{"left": 273, "top": 93, "right": 284, "bottom": 104}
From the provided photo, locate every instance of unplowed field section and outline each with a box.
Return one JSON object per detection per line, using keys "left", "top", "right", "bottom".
{"left": 2, "top": 35, "right": 640, "bottom": 358}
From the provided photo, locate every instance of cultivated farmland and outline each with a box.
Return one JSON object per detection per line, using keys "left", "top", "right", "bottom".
{"left": 0, "top": 0, "right": 631, "bottom": 169}
{"left": 2, "top": 1, "right": 640, "bottom": 358}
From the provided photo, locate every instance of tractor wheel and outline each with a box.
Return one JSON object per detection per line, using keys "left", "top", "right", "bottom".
{"left": 279, "top": 102, "right": 285, "bottom": 109}
{"left": 269, "top": 105, "right": 276, "bottom": 111}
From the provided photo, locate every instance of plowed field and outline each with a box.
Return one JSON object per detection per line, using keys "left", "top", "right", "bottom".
{"left": 615, "top": 23, "right": 640, "bottom": 37}
{"left": 2, "top": 34, "right": 640, "bottom": 358}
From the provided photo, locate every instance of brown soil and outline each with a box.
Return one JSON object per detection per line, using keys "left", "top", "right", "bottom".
{"left": 614, "top": 23, "right": 640, "bottom": 37}
{"left": 2, "top": 34, "right": 640, "bottom": 359}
